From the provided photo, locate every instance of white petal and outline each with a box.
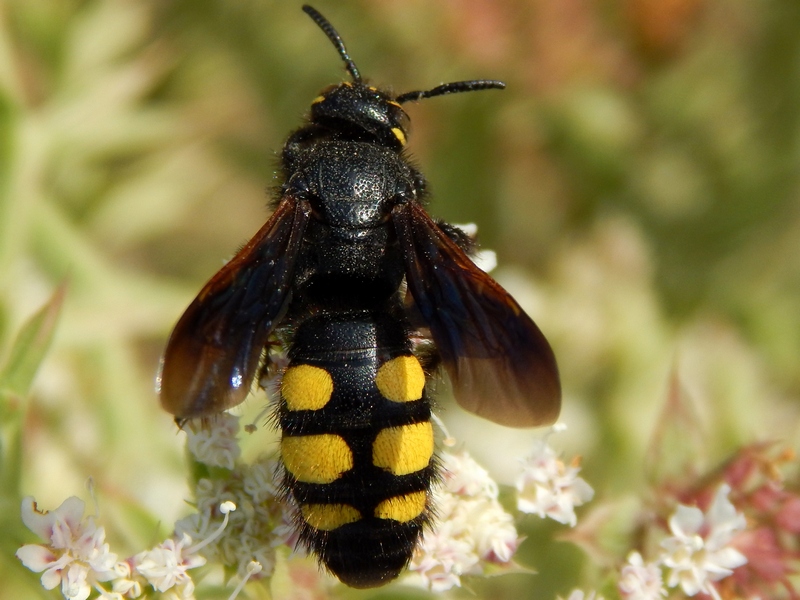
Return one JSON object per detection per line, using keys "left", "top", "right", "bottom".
{"left": 20, "top": 496, "right": 86, "bottom": 549}
{"left": 473, "top": 250, "right": 497, "bottom": 273}
{"left": 16, "top": 544, "right": 58, "bottom": 572}
{"left": 568, "top": 477, "right": 595, "bottom": 504}
{"left": 707, "top": 547, "right": 748, "bottom": 573}
{"left": 668, "top": 504, "right": 703, "bottom": 538}
{"left": 20, "top": 497, "right": 85, "bottom": 545}
{"left": 626, "top": 551, "right": 644, "bottom": 568}
{"left": 676, "top": 569, "right": 703, "bottom": 596}
{"left": 113, "top": 577, "right": 142, "bottom": 597}
{"left": 20, "top": 498, "right": 57, "bottom": 541}
{"left": 61, "top": 563, "right": 91, "bottom": 600}
{"left": 706, "top": 485, "right": 736, "bottom": 525}
{"left": 41, "top": 565, "right": 65, "bottom": 590}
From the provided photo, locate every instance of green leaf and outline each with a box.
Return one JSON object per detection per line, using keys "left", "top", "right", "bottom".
{"left": 0, "top": 282, "right": 66, "bottom": 402}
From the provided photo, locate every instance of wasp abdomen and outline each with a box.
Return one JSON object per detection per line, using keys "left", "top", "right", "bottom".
{"left": 279, "top": 312, "right": 434, "bottom": 588}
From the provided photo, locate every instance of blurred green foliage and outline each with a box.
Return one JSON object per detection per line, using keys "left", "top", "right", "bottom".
{"left": 1, "top": 0, "right": 799, "bottom": 598}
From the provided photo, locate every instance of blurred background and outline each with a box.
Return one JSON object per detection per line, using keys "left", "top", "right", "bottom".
{"left": 1, "top": 0, "right": 799, "bottom": 598}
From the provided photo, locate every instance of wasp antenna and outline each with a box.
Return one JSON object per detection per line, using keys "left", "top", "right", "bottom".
{"left": 396, "top": 79, "right": 506, "bottom": 104}
{"left": 302, "top": 5, "right": 362, "bottom": 83}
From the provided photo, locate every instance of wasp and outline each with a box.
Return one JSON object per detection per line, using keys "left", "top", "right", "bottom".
{"left": 158, "top": 5, "right": 560, "bottom": 589}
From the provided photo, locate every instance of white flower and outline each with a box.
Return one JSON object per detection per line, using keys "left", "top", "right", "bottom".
{"left": 406, "top": 449, "right": 521, "bottom": 591}
{"left": 185, "top": 412, "right": 241, "bottom": 469}
{"left": 440, "top": 448, "right": 498, "bottom": 498}
{"left": 174, "top": 457, "right": 293, "bottom": 579}
{"left": 109, "top": 560, "right": 142, "bottom": 598}
{"left": 408, "top": 519, "right": 479, "bottom": 592}
{"left": 470, "top": 498, "right": 519, "bottom": 563}
{"left": 16, "top": 496, "right": 121, "bottom": 600}
{"left": 516, "top": 425, "right": 594, "bottom": 526}
{"left": 618, "top": 551, "right": 667, "bottom": 599}
{"left": 134, "top": 533, "right": 206, "bottom": 598}
{"left": 659, "top": 484, "right": 748, "bottom": 599}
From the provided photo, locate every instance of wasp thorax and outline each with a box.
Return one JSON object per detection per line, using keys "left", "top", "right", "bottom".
{"left": 301, "top": 142, "right": 414, "bottom": 230}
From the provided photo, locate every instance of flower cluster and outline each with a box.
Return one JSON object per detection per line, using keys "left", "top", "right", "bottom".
{"left": 612, "top": 442, "right": 800, "bottom": 600}
{"left": 184, "top": 412, "right": 241, "bottom": 470}
{"left": 173, "top": 459, "right": 295, "bottom": 580}
{"left": 16, "top": 495, "right": 208, "bottom": 600}
{"left": 132, "top": 531, "right": 209, "bottom": 599}
{"left": 659, "top": 484, "right": 747, "bottom": 598}
{"left": 406, "top": 449, "right": 522, "bottom": 591}
{"left": 16, "top": 496, "right": 123, "bottom": 600}
{"left": 16, "top": 414, "right": 294, "bottom": 600}
{"left": 718, "top": 444, "right": 800, "bottom": 599}
{"left": 18, "top": 411, "right": 602, "bottom": 598}
{"left": 175, "top": 414, "right": 296, "bottom": 579}
{"left": 617, "top": 551, "right": 666, "bottom": 600}
{"left": 516, "top": 424, "right": 595, "bottom": 526}
{"left": 615, "top": 484, "right": 748, "bottom": 600}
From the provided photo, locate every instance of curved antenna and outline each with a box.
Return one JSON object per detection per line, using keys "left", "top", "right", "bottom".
{"left": 302, "top": 5, "right": 362, "bottom": 83}
{"left": 396, "top": 80, "right": 506, "bottom": 104}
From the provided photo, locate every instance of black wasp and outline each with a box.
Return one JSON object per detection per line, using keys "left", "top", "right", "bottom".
{"left": 159, "top": 5, "right": 560, "bottom": 589}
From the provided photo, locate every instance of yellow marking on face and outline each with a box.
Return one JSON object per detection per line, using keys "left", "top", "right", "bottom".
{"left": 282, "top": 434, "right": 353, "bottom": 484}
{"left": 375, "top": 355, "right": 424, "bottom": 402}
{"left": 281, "top": 364, "right": 334, "bottom": 411}
{"left": 391, "top": 127, "right": 407, "bottom": 146}
{"left": 301, "top": 503, "right": 361, "bottom": 530}
{"left": 311, "top": 95, "right": 326, "bottom": 105}
{"left": 374, "top": 491, "right": 427, "bottom": 522}
{"left": 372, "top": 421, "right": 433, "bottom": 475}
{"left": 367, "top": 85, "right": 378, "bottom": 92}
{"left": 387, "top": 100, "right": 402, "bottom": 109}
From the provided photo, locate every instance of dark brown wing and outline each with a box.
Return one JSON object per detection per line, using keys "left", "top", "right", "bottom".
{"left": 159, "top": 197, "right": 310, "bottom": 419}
{"left": 392, "top": 201, "right": 561, "bottom": 428}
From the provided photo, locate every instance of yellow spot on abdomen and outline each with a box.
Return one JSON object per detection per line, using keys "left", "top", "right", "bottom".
{"left": 391, "top": 127, "right": 407, "bottom": 146}
{"left": 301, "top": 503, "right": 361, "bottom": 530}
{"left": 282, "top": 434, "right": 352, "bottom": 484}
{"left": 374, "top": 491, "right": 427, "bottom": 522}
{"left": 375, "top": 355, "right": 425, "bottom": 403}
{"left": 372, "top": 421, "right": 433, "bottom": 476}
{"left": 281, "top": 364, "right": 334, "bottom": 411}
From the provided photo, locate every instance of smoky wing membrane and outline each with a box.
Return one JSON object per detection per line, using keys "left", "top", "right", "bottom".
{"left": 159, "top": 197, "right": 309, "bottom": 420}
{"left": 393, "top": 201, "right": 561, "bottom": 428}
